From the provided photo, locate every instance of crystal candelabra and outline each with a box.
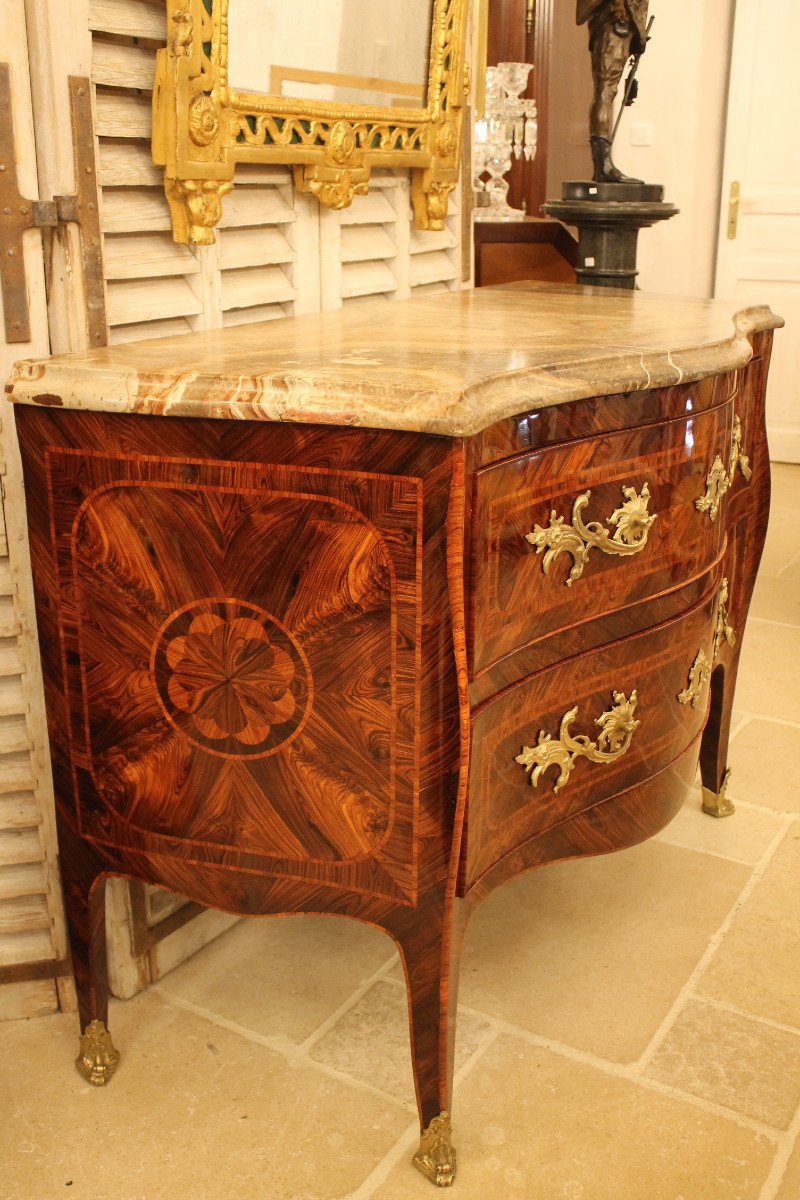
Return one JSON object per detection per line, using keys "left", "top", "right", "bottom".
{"left": 474, "top": 62, "right": 538, "bottom": 222}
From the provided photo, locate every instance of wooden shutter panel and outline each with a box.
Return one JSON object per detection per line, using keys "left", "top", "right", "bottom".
{"left": 321, "top": 171, "right": 464, "bottom": 309}
{"left": 89, "top": 2, "right": 321, "bottom": 345}
{"left": 0, "top": 0, "right": 73, "bottom": 1020}
{"left": 89, "top": 2, "right": 199, "bottom": 344}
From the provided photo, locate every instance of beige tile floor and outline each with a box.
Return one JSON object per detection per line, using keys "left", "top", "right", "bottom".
{"left": 2, "top": 463, "right": 799, "bottom": 1200}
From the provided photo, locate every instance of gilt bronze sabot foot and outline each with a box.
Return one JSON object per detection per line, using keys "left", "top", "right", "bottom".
{"left": 413, "top": 1111, "right": 457, "bottom": 1187}
{"left": 702, "top": 768, "right": 735, "bottom": 818}
{"left": 75, "top": 1019, "right": 120, "bottom": 1086}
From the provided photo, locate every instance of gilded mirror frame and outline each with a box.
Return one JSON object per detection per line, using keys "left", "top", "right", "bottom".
{"left": 152, "top": 0, "right": 470, "bottom": 245}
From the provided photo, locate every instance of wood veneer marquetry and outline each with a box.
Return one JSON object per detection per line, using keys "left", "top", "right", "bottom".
{"left": 470, "top": 398, "right": 732, "bottom": 676}
{"left": 463, "top": 584, "right": 720, "bottom": 888}
{"left": 9, "top": 285, "right": 779, "bottom": 1186}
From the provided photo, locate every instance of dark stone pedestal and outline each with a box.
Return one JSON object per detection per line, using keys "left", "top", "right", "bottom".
{"left": 542, "top": 181, "right": 679, "bottom": 289}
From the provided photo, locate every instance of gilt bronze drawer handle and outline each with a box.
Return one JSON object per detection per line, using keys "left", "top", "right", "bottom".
{"left": 696, "top": 415, "right": 752, "bottom": 522}
{"left": 515, "top": 690, "right": 640, "bottom": 793}
{"left": 525, "top": 482, "right": 657, "bottom": 586}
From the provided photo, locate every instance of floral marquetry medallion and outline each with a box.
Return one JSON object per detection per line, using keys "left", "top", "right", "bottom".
{"left": 40, "top": 444, "right": 423, "bottom": 904}
{"left": 152, "top": 599, "right": 311, "bottom": 759}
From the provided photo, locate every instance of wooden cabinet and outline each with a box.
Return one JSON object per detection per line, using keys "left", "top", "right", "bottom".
{"left": 473, "top": 218, "right": 577, "bottom": 287}
{"left": 7, "top": 283, "right": 780, "bottom": 1187}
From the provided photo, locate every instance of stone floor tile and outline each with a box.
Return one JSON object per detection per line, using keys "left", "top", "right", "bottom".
{"left": 308, "top": 979, "right": 491, "bottom": 1109}
{"left": 750, "top": 552, "right": 800, "bottom": 626}
{"left": 696, "top": 829, "right": 800, "bottom": 1028}
{"left": 775, "top": 1133, "right": 800, "bottom": 1200}
{"left": 457, "top": 839, "right": 750, "bottom": 1063}
{"left": 645, "top": 998, "right": 800, "bottom": 1128}
{"left": 155, "top": 913, "right": 395, "bottom": 1045}
{"left": 655, "top": 781, "right": 785, "bottom": 862}
{"left": 0, "top": 993, "right": 404, "bottom": 1200}
{"left": 772, "top": 463, "right": 800, "bottom": 512}
{"left": 728, "top": 719, "right": 800, "bottom": 814}
{"left": 734, "top": 619, "right": 800, "bottom": 720}
{"left": 757, "top": 504, "right": 800, "bottom": 577}
{"left": 371, "top": 1035, "right": 776, "bottom": 1200}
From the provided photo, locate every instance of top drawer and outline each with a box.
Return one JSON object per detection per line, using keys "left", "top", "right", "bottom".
{"left": 469, "top": 398, "right": 746, "bottom": 676}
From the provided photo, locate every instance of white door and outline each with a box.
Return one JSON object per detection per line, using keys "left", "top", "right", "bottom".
{"left": 714, "top": 0, "right": 800, "bottom": 464}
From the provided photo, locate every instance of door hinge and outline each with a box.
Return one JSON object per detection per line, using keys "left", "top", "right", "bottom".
{"left": 29, "top": 195, "right": 81, "bottom": 230}
{"left": 0, "top": 65, "right": 106, "bottom": 346}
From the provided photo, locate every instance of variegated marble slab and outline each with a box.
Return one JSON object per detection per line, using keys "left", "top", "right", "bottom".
{"left": 6, "top": 284, "right": 783, "bottom": 436}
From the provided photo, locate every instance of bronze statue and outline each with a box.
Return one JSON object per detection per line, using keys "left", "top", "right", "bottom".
{"left": 577, "top": 0, "right": 650, "bottom": 184}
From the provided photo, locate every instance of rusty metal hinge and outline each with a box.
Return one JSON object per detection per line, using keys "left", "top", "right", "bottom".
{"left": 1, "top": 64, "right": 106, "bottom": 346}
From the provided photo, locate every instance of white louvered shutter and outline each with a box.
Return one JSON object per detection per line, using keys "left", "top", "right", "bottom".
{"left": 0, "top": 0, "right": 73, "bottom": 1020}
{"left": 321, "top": 171, "right": 464, "bottom": 310}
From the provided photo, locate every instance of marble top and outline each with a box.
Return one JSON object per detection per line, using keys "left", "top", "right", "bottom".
{"left": 7, "top": 284, "right": 782, "bottom": 437}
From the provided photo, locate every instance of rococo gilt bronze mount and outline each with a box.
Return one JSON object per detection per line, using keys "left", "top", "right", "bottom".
{"left": 152, "top": 0, "right": 470, "bottom": 244}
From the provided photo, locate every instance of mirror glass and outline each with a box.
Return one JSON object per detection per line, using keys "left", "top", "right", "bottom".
{"left": 227, "top": 0, "right": 435, "bottom": 108}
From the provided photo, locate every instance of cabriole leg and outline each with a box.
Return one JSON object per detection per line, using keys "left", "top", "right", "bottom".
{"left": 700, "top": 663, "right": 737, "bottom": 818}
{"left": 388, "top": 896, "right": 462, "bottom": 1187}
{"left": 58, "top": 823, "right": 119, "bottom": 1084}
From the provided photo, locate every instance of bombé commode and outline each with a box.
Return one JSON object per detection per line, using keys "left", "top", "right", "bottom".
{"left": 8, "top": 283, "right": 781, "bottom": 1187}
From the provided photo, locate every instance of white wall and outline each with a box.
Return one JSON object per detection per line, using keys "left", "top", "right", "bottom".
{"left": 547, "top": 0, "right": 733, "bottom": 298}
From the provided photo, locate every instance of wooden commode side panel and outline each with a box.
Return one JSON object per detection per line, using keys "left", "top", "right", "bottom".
{"left": 469, "top": 400, "right": 735, "bottom": 676}
{"left": 18, "top": 411, "right": 451, "bottom": 908}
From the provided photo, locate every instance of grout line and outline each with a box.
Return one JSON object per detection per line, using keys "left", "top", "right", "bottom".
{"left": 727, "top": 710, "right": 800, "bottom": 732}
{"left": 776, "top": 546, "right": 800, "bottom": 577}
{"left": 749, "top": 616, "right": 800, "bottom": 631}
{"left": 758, "top": 1100, "right": 800, "bottom": 1200}
{"left": 445, "top": 996, "right": 782, "bottom": 1140}
{"left": 733, "top": 801, "right": 800, "bottom": 820}
{"left": 728, "top": 712, "right": 753, "bottom": 743}
{"left": 155, "top": 988, "right": 410, "bottom": 1113}
{"left": 155, "top": 988, "right": 296, "bottom": 1056}
{"left": 635, "top": 815, "right": 795, "bottom": 1075}
{"left": 345, "top": 1026, "right": 501, "bottom": 1200}
{"left": 344, "top": 1117, "right": 420, "bottom": 1200}
{"left": 621, "top": 1074, "right": 783, "bottom": 1141}
{"left": 297, "top": 953, "right": 401, "bottom": 1054}
{"left": 652, "top": 832, "right": 775, "bottom": 868}
{"left": 379, "top": 976, "right": 784, "bottom": 1141}
{"left": 691, "top": 994, "right": 800, "bottom": 1038}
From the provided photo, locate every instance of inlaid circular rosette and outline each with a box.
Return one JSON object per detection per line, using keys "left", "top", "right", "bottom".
{"left": 151, "top": 597, "right": 312, "bottom": 759}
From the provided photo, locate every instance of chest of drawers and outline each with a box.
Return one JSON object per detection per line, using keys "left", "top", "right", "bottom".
{"left": 7, "top": 284, "right": 781, "bottom": 1187}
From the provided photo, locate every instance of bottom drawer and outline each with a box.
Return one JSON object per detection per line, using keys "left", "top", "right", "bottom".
{"left": 462, "top": 588, "right": 720, "bottom": 888}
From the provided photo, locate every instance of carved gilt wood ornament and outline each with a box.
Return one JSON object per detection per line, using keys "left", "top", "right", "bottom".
{"left": 152, "top": 0, "right": 470, "bottom": 244}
